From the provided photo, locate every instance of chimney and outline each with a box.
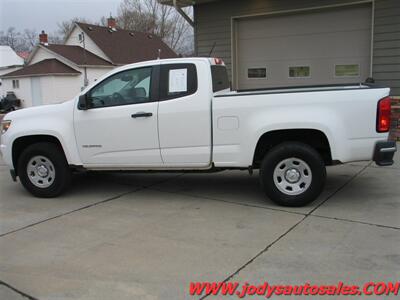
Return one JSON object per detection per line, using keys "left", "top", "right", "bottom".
{"left": 39, "top": 30, "right": 48, "bottom": 45}
{"left": 107, "top": 16, "right": 116, "bottom": 30}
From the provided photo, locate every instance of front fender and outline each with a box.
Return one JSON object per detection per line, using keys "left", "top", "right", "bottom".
{"left": 5, "top": 100, "right": 82, "bottom": 167}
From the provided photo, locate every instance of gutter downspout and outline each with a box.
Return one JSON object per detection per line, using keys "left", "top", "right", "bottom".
{"left": 173, "top": 0, "right": 194, "bottom": 27}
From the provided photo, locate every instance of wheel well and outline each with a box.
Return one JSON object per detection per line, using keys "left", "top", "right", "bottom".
{"left": 253, "top": 129, "right": 332, "bottom": 168}
{"left": 12, "top": 135, "right": 65, "bottom": 174}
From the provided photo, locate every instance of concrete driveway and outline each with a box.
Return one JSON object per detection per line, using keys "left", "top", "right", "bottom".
{"left": 0, "top": 148, "right": 399, "bottom": 300}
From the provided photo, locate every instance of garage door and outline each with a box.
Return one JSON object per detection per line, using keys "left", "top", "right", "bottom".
{"left": 236, "top": 5, "right": 372, "bottom": 90}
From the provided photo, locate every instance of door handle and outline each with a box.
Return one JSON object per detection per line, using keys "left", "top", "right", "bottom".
{"left": 131, "top": 112, "right": 153, "bottom": 118}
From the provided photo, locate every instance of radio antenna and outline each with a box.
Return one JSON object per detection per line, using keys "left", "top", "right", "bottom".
{"left": 208, "top": 42, "right": 216, "bottom": 57}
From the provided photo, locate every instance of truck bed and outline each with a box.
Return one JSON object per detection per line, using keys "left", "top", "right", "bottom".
{"left": 212, "top": 83, "right": 391, "bottom": 167}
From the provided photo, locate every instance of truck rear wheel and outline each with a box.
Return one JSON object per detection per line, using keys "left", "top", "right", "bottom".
{"left": 17, "top": 142, "right": 71, "bottom": 198}
{"left": 259, "top": 142, "right": 326, "bottom": 207}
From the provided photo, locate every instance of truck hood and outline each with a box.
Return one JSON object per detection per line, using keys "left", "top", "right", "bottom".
{"left": 3, "top": 99, "right": 75, "bottom": 122}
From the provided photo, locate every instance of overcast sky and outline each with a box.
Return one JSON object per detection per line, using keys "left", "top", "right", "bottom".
{"left": 0, "top": 0, "right": 122, "bottom": 32}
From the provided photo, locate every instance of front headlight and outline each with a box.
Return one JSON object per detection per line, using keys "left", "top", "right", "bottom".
{"left": 1, "top": 120, "right": 11, "bottom": 134}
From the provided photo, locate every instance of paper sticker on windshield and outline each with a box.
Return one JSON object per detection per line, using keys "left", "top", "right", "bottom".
{"left": 169, "top": 69, "right": 187, "bottom": 93}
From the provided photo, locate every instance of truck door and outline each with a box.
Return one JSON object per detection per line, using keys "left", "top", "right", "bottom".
{"left": 74, "top": 65, "right": 162, "bottom": 167}
{"left": 157, "top": 62, "right": 212, "bottom": 167}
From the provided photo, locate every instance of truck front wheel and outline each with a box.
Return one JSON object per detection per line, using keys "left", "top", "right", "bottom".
{"left": 17, "top": 142, "right": 71, "bottom": 198}
{"left": 259, "top": 142, "right": 326, "bottom": 207}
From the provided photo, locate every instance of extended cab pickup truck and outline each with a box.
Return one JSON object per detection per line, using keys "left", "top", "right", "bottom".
{"left": 0, "top": 58, "right": 397, "bottom": 206}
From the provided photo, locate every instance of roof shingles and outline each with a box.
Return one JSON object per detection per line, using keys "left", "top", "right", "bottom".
{"left": 44, "top": 44, "right": 113, "bottom": 66}
{"left": 76, "top": 22, "right": 178, "bottom": 65}
{"left": 1, "top": 59, "right": 81, "bottom": 78}
{"left": 2, "top": 23, "right": 178, "bottom": 79}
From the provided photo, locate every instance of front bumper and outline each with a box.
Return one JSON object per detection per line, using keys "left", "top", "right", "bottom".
{"left": 0, "top": 143, "right": 16, "bottom": 181}
{"left": 0, "top": 131, "right": 14, "bottom": 168}
{"left": 373, "top": 141, "right": 397, "bottom": 166}
{"left": 9, "top": 169, "right": 17, "bottom": 181}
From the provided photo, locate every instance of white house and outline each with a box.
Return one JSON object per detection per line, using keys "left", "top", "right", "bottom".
{"left": 0, "top": 46, "right": 24, "bottom": 98}
{"left": 1, "top": 18, "right": 177, "bottom": 107}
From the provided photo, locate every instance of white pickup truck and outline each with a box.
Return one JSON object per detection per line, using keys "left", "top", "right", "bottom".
{"left": 0, "top": 58, "right": 396, "bottom": 206}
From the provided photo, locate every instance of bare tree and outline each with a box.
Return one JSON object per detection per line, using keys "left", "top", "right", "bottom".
{"left": 0, "top": 26, "right": 64, "bottom": 52}
{"left": 48, "top": 32, "right": 63, "bottom": 44}
{"left": 23, "top": 29, "right": 38, "bottom": 49}
{"left": 57, "top": 17, "right": 89, "bottom": 40}
{"left": 117, "top": 0, "right": 158, "bottom": 33}
{"left": 117, "top": 0, "right": 193, "bottom": 54}
{"left": 99, "top": 16, "right": 108, "bottom": 27}
{"left": 164, "top": 7, "right": 193, "bottom": 54}
{"left": 0, "top": 27, "right": 25, "bottom": 51}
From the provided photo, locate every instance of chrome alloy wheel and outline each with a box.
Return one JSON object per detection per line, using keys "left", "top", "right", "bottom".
{"left": 273, "top": 157, "right": 312, "bottom": 196}
{"left": 26, "top": 156, "right": 56, "bottom": 188}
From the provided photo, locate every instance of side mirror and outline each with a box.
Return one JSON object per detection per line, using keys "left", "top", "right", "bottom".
{"left": 78, "top": 94, "right": 90, "bottom": 110}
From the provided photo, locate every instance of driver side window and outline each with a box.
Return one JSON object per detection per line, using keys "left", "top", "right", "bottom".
{"left": 89, "top": 67, "right": 152, "bottom": 108}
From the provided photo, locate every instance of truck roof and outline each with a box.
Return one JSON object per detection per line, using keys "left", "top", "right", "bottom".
{"left": 115, "top": 57, "right": 224, "bottom": 71}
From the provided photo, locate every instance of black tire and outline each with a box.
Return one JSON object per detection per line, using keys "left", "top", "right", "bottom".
{"left": 259, "top": 142, "right": 326, "bottom": 207}
{"left": 17, "top": 142, "right": 71, "bottom": 197}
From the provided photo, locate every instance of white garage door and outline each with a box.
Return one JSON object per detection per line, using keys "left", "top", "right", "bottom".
{"left": 236, "top": 5, "right": 372, "bottom": 90}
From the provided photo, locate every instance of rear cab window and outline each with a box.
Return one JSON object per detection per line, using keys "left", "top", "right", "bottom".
{"left": 211, "top": 65, "right": 230, "bottom": 92}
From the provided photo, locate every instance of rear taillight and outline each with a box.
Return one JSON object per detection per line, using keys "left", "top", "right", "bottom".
{"left": 214, "top": 58, "right": 224, "bottom": 65}
{"left": 377, "top": 96, "right": 391, "bottom": 132}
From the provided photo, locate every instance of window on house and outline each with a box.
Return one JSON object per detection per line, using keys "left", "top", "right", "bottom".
{"left": 248, "top": 68, "right": 267, "bottom": 79}
{"left": 289, "top": 66, "right": 310, "bottom": 78}
{"left": 335, "top": 64, "right": 360, "bottom": 77}
{"left": 12, "top": 80, "right": 20, "bottom": 89}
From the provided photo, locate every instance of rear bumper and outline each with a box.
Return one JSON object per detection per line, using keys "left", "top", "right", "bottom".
{"left": 373, "top": 141, "right": 397, "bottom": 166}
